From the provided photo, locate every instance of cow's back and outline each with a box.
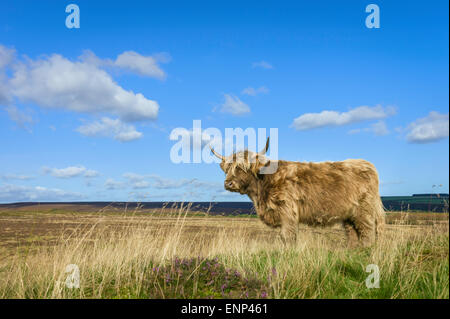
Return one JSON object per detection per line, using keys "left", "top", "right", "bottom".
{"left": 265, "top": 159, "right": 381, "bottom": 225}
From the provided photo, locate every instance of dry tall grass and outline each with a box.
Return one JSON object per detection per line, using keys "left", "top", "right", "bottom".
{"left": 0, "top": 205, "right": 448, "bottom": 299}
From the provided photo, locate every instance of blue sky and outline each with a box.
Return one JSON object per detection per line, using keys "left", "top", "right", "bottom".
{"left": 0, "top": 0, "right": 448, "bottom": 203}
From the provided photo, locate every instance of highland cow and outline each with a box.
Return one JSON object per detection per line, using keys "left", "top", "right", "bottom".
{"left": 211, "top": 138, "right": 385, "bottom": 246}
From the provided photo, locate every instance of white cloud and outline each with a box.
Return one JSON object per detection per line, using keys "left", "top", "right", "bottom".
{"left": 0, "top": 80, "right": 10, "bottom": 105}
{"left": 123, "top": 172, "right": 195, "bottom": 189}
{"left": 114, "top": 51, "right": 169, "bottom": 80}
{"left": 77, "top": 117, "right": 143, "bottom": 142}
{"left": 371, "top": 121, "right": 389, "bottom": 136}
{"left": 406, "top": 111, "right": 449, "bottom": 144}
{"left": 149, "top": 175, "right": 220, "bottom": 190}
{"left": 132, "top": 181, "right": 150, "bottom": 189}
{"left": 241, "top": 86, "right": 269, "bottom": 96}
{"left": 0, "top": 184, "right": 84, "bottom": 202}
{"left": 3, "top": 46, "right": 160, "bottom": 122}
{"left": 84, "top": 169, "right": 100, "bottom": 178}
{"left": 348, "top": 121, "right": 389, "bottom": 136}
{"left": 42, "top": 165, "right": 99, "bottom": 178}
{"left": 43, "top": 165, "right": 87, "bottom": 178}
{"left": 0, "top": 45, "right": 15, "bottom": 105}
{"left": 105, "top": 172, "right": 241, "bottom": 201}
{"left": 104, "top": 178, "right": 126, "bottom": 190}
{"left": 292, "top": 105, "right": 396, "bottom": 131}
{"left": 149, "top": 175, "right": 196, "bottom": 189}
{"left": 252, "top": 61, "right": 273, "bottom": 69}
{"left": 4, "top": 105, "right": 34, "bottom": 131}
{"left": 0, "top": 45, "right": 14, "bottom": 70}
{"left": 123, "top": 172, "right": 151, "bottom": 189}
{"left": 122, "top": 172, "right": 221, "bottom": 191}
{"left": 80, "top": 50, "right": 170, "bottom": 80}
{"left": 123, "top": 172, "right": 146, "bottom": 182}
{"left": 10, "top": 54, "right": 159, "bottom": 122}
{"left": 220, "top": 94, "right": 250, "bottom": 115}
{"left": 1, "top": 174, "right": 35, "bottom": 181}
{"left": 127, "top": 186, "right": 244, "bottom": 201}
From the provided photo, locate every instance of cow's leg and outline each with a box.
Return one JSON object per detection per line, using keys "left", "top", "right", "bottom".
{"left": 343, "top": 220, "right": 359, "bottom": 248}
{"left": 280, "top": 221, "right": 297, "bottom": 245}
{"left": 353, "top": 213, "right": 375, "bottom": 247}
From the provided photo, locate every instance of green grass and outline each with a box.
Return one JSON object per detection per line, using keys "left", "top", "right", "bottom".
{"left": 0, "top": 209, "right": 448, "bottom": 299}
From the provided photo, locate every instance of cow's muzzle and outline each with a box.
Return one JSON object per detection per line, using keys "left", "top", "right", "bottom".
{"left": 224, "top": 181, "right": 237, "bottom": 192}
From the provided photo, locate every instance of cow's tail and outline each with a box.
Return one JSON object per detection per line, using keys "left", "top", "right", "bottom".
{"left": 374, "top": 197, "right": 386, "bottom": 241}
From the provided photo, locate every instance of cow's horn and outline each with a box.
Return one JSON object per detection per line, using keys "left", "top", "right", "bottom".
{"left": 210, "top": 145, "right": 225, "bottom": 160}
{"left": 258, "top": 137, "right": 270, "bottom": 155}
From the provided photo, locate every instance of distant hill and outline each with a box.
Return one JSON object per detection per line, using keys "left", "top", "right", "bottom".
{"left": 382, "top": 194, "right": 448, "bottom": 212}
{"left": 0, "top": 194, "right": 448, "bottom": 214}
{"left": 412, "top": 193, "right": 449, "bottom": 198}
{"left": 0, "top": 201, "right": 255, "bottom": 215}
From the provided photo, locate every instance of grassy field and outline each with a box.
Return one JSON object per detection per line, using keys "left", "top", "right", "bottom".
{"left": 0, "top": 204, "right": 448, "bottom": 299}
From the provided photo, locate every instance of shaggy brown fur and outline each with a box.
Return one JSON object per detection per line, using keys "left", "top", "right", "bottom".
{"left": 212, "top": 139, "right": 385, "bottom": 246}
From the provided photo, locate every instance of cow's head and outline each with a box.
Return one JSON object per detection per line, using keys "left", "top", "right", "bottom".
{"left": 210, "top": 137, "right": 270, "bottom": 195}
